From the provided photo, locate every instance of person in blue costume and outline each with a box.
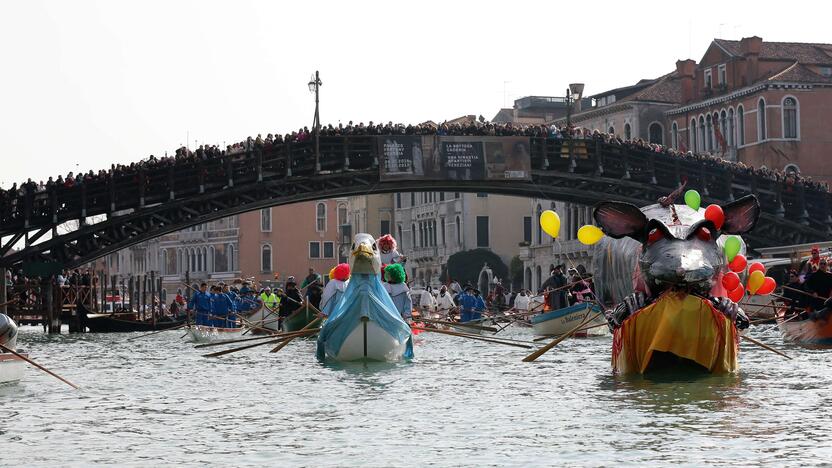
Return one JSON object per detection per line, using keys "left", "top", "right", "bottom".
{"left": 457, "top": 284, "right": 485, "bottom": 322}
{"left": 383, "top": 264, "right": 413, "bottom": 323}
{"left": 187, "top": 282, "right": 212, "bottom": 325}
{"left": 316, "top": 233, "right": 413, "bottom": 362}
{"left": 210, "top": 285, "right": 238, "bottom": 328}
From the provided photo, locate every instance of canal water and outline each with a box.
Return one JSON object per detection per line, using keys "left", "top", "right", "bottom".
{"left": 2, "top": 325, "right": 830, "bottom": 467}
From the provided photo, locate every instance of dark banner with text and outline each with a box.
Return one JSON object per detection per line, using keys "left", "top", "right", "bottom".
{"left": 378, "top": 136, "right": 531, "bottom": 182}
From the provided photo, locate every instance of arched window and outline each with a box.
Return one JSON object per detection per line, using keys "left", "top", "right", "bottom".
{"left": 608, "top": 126, "right": 615, "bottom": 135}
{"left": 535, "top": 265, "right": 542, "bottom": 291}
{"left": 719, "top": 110, "right": 727, "bottom": 149}
{"left": 412, "top": 223, "right": 417, "bottom": 248}
{"left": 648, "top": 122, "right": 663, "bottom": 145}
{"left": 524, "top": 267, "right": 532, "bottom": 291}
{"left": 784, "top": 163, "right": 800, "bottom": 175}
{"left": 228, "top": 244, "right": 235, "bottom": 271}
{"left": 705, "top": 114, "right": 713, "bottom": 152}
{"left": 728, "top": 108, "right": 735, "bottom": 146}
{"left": 316, "top": 202, "right": 326, "bottom": 232}
{"left": 208, "top": 246, "right": 214, "bottom": 272}
{"left": 261, "top": 244, "right": 272, "bottom": 272}
{"left": 758, "top": 98, "right": 767, "bottom": 141}
{"left": 455, "top": 216, "right": 461, "bottom": 246}
{"left": 671, "top": 122, "right": 678, "bottom": 149}
{"left": 783, "top": 96, "right": 798, "bottom": 139}
{"left": 536, "top": 204, "right": 543, "bottom": 244}
{"left": 337, "top": 203, "right": 347, "bottom": 228}
{"left": 196, "top": 248, "right": 202, "bottom": 272}
{"left": 260, "top": 208, "right": 271, "bottom": 232}
{"left": 177, "top": 249, "right": 182, "bottom": 275}
{"left": 624, "top": 123, "right": 632, "bottom": 140}
{"left": 689, "top": 118, "right": 696, "bottom": 151}
{"left": 698, "top": 116, "right": 705, "bottom": 152}
{"left": 162, "top": 250, "right": 167, "bottom": 275}
{"left": 737, "top": 105, "right": 745, "bottom": 145}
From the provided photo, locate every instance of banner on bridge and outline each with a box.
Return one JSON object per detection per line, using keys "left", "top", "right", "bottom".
{"left": 378, "top": 136, "right": 531, "bottom": 182}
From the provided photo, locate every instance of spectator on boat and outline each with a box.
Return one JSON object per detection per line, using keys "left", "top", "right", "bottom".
{"left": 260, "top": 286, "right": 279, "bottom": 312}
{"left": 188, "top": 283, "right": 212, "bottom": 325}
{"left": 783, "top": 270, "right": 805, "bottom": 313}
{"left": 383, "top": 264, "right": 412, "bottom": 322}
{"left": 801, "top": 247, "right": 823, "bottom": 277}
{"left": 540, "top": 265, "right": 568, "bottom": 310}
{"left": 435, "top": 285, "right": 456, "bottom": 319}
{"left": 301, "top": 268, "right": 323, "bottom": 309}
{"left": 570, "top": 274, "right": 593, "bottom": 305}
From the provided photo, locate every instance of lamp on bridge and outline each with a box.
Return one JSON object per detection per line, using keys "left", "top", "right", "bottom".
{"left": 565, "top": 82, "right": 584, "bottom": 129}
{"left": 308, "top": 70, "right": 323, "bottom": 172}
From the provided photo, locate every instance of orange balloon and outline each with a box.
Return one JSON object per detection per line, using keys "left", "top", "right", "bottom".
{"left": 756, "top": 277, "right": 777, "bottom": 295}
{"left": 748, "top": 262, "right": 766, "bottom": 275}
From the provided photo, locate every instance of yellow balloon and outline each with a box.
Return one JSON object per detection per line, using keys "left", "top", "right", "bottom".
{"left": 540, "top": 210, "right": 561, "bottom": 239}
{"left": 747, "top": 270, "right": 765, "bottom": 294}
{"left": 577, "top": 225, "right": 605, "bottom": 246}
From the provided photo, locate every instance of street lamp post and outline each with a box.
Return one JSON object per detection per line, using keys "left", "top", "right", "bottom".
{"left": 308, "top": 71, "right": 323, "bottom": 172}
{"left": 564, "top": 83, "right": 584, "bottom": 173}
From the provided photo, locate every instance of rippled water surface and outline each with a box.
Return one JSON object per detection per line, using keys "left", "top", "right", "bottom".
{"left": 2, "top": 324, "right": 831, "bottom": 467}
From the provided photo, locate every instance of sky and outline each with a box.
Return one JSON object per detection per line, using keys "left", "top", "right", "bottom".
{"left": 1, "top": 0, "right": 829, "bottom": 188}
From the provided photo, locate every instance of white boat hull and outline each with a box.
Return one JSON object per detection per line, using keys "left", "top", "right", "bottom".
{"left": 532, "top": 304, "right": 609, "bottom": 337}
{"left": 186, "top": 325, "right": 243, "bottom": 343}
{"left": 0, "top": 353, "right": 26, "bottom": 385}
{"left": 448, "top": 318, "right": 494, "bottom": 335}
{"left": 332, "top": 320, "right": 407, "bottom": 362}
{"left": 241, "top": 308, "right": 280, "bottom": 334}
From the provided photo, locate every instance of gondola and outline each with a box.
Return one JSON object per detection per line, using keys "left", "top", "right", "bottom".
{"left": 85, "top": 313, "right": 187, "bottom": 333}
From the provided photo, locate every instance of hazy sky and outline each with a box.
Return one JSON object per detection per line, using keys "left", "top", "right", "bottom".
{"left": 1, "top": 0, "right": 829, "bottom": 188}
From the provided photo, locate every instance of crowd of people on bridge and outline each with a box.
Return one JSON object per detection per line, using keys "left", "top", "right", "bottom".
{"left": 1, "top": 120, "right": 828, "bottom": 223}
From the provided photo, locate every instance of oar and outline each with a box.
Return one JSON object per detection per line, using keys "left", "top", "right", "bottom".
{"left": 194, "top": 329, "right": 308, "bottom": 349}
{"left": 126, "top": 322, "right": 189, "bottom": 341}
{"left": 532, "top": 321, "right": 609, "bottom": 341}
{"left": 522, "top": 312, "right": 600, "bottom": 362}
{"left": 270, "top": 317, "right": 322, "bottom": 353}
{"left": 0, "top": 343, "right": 79, "bottom": 389}
{"left": 739, "top": 334, "right": 791, "bottom": 360}
{"left": 411, "top": 327, "right": 534, "bottom": 349}
{"left": 420, "top": 318, "right": 498, "bottom": 333}
{"left": 202, "top": 329, "right": 319, "bottom": 358}
{"left": 0, "top": 298, "right": 19, "bottom": 308}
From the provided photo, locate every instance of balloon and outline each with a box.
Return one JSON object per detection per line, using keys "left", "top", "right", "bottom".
{"left": 540, "top": 210, "right": 561, "bottom": 239}
{"left": 577, "top": 225, "right": 605, "bottom": 245}
{"left": 728, "top": 285, "right": 745, "bottom": 303}
{"left": 704, "top": 205, "right": 725, "bottom": 230}
{"left": 729, "top": 254, "right": 747, "bottom": 273}
{"left": 748, "top": 262, "right": 766, "bottom": 275}
{"left": 756, "top": 277, "right": 777, "bottom": 295}
{"left": 747, "top": 270, "right": 765, "bottom": 294}
{"left": 684, "top": 190, "right": 701, "bottom": 211}
{"left": 724, "top": 236, "right": 741, "bottom": 262}
{"left": 721, "top": 271, "right": 740, "bottom": 291}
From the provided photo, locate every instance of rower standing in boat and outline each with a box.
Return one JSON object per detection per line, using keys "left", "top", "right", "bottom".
{"left": 279, "top": 277, "right": 303, "bottom": 330}
{"left": 383, "top": 264, "right": 413, "bottom": 323}
{"left": 260, "top": 286, "right": 280, "bottom": 313}
{"left": 321, "top": 263, "right": 350, "bottom": 317}
{"left": 457, "top": 285, "right": 485, "bottom": 323}
{"left": 211, "top": 285, "right": 237, "bottom": 328}
{"left": 188, "top": 283, "right": 212, "bottom": 326}
{"left": 435, "top": 285, "right": 455, "bottom": 320}
{"left": 302, "top": 268, "right": 324, "bottom": 309}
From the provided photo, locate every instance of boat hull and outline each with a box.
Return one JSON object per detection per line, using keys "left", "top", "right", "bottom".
{"left": 86, "top": 316, "right": 186, "bottom": 333}
{"left": 612, "top": 293, "right": 738, "bottom": 375}
{"left": 241, "top": 308, "right": 280, "bottom": 335}
{"left": 330, "top": 319, "right": 407, "bottom": 362}
{"left": 0, "top": 353, "right": 27, "bottom": 385}
{"left": 777, "top": 309, "right": 832, "bottom": 347}
{"left": 531, "top": 303, "right": 609, "bottom": 337}
{"left": 186, "top": 325, "right": 243, "bottom": 343}
{"left": 448, "top": 318, "right": 494, "bottom": 335}
{"left": 282, "top": 306, "right": 319, "bottom": 333}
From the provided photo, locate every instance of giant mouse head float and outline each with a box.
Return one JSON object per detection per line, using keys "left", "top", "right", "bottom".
{"left": 593, "top": 194, "right": 760, "bottom": 296}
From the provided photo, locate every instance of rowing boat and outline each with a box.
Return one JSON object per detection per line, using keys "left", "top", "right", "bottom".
{"left": 0, "top": 314, "right": 25, "bottom": 384}
{"left": 776, "top": 308, "right": 832, "bottom": 347}
{"left": 531, "top": 303, "right": 609, "bottom": 337}
{"left": 186, "top": 325, "right": 243, "bottom": 343}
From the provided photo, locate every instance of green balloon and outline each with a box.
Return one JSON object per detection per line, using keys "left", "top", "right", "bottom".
{"left": 724, "top": 236, "right": 741, "bottom": 262}
{"left": 684, "top": 190, "right": 701, "bottom": 211}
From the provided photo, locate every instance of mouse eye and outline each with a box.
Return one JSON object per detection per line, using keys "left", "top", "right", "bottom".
{"left": 647, "top": 228, "right": 663, "bottom": 245}
{"left": 695, "top": 226, "right": 712, "bottom": 242}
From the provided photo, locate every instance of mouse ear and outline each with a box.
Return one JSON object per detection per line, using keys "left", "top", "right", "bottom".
{"left": 721, "top": 195, "right": 760, "bottom": 235}
{"left": 594, "top": 201, "right": 649, "bottom": 242}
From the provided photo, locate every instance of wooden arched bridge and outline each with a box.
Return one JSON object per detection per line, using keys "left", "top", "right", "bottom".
{"left": 1, "top": 135, "right": 830, "bottom": 271}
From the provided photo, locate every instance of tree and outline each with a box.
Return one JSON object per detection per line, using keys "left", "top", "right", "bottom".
{"left": 440, "top": 249, "right": 508, "bottom": 286}
{"left": 509, "top": 255, "right": 524, "bottom": 290}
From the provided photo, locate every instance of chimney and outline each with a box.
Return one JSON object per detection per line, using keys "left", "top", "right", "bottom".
{"left": 740, "top": 36, "right": 762, "bottom": 84}
{"left": 676, "top": 59, "right": 696, "bottom": 104}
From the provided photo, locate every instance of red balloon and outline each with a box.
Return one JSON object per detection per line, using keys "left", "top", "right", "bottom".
{"left": 728, "top": 285, "right": 745, "bottom": 303}
{"left": 704, "top": 205, "right": 725, "bottom": 230}
{"left": 756, "top": 277, "right": 777, "bottom": 295}
{"left": 729, "top": 254, "right": 747, "bottom": 273}
{"left": 748, "top": 262, "right": 766, "bottom": 275}
{"left": 721, "top": 271, "right": 741, "bottom": 291}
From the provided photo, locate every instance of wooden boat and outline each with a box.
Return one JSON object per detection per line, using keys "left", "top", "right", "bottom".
{"left": 447, "top": 317, "right": 495, "bottom": 335}
{"left": 531, "top": 302, "right": 609, "bottom": 337}
{"left": 240, "top": 307, "right": 280, "bottom": 335}
{"left": 0, "top": 352, "right": 27, "bottom": 385}
{"left": 85, "top": 314, "right": 186, "bottom": 333}
{"left": 776, "top": 308, "right": 832, "bottom": 347}
{"left": 334, "top": 317, "right": 409, "bottom": 361}
{"left": 612, "top": 293, "right": 738, "bottom": 374}
{"left": 186, "top": 325, "right": 243, "bottom": 343}
{"left": 282, "top": 303, "right": 319, "bottom": 333}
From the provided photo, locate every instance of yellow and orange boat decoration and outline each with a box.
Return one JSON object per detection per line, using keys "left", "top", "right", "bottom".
{"left": 612, "top": 292, "right": 739, "bottom": 374}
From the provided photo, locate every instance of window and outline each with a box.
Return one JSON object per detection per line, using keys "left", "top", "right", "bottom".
{"left": 783, "top": 97, "right": 798, "bottom": 139}
{"left": 727, "top": 108, "right": 735, "bottom": 146}
{"left": 718, "top": 64, "right": 726, "bottom": 86}
{"left": 397, "top": 224, "right": 402, "bottom": 243}
{"left": 455, "top": 216, "right": 461, "bottom": 245}
{"left": 523, "top": 216, "right": 532, "bottom": 243}
{"left": 380, "top": 220, "right": 391, "bottom": 236}
{"left": 704, "top": 68, "right": 713, "bottom": 89}
{"left": 821, "top": 67, "right": 832, "bottom": 77}
{"left": 323, "top": 242, "right": 334, "bottom": 258}
{"left": 396, "top": 193, "right": 401, "bottom": 209}
{"left": 705, "top": 114, "right": 713, "bottom": 152}
{"left": 337, "top": 204, "right": 347, "bottom": 229}
{"left": 261, "top": 245, "right": 272, "bottom": 272}
{"left": 648, "top": 122, "right": 663, "bottom": 145}
{"left": 228, "top": 244, "right": 235, "bottom": 271}
{"left": 316, "top": 202, "right": 326, "bottom": 232}
{"left": 476, "top": 216, "right": 489, "bottom": 247}
{"left": 608, "top": 126, "right": 615, "bottom": 135}
{"left": 758, "top": 98, "right": 767, "bottom": 141}
{"left": 689, "top": 119, "right": 696, "bottom": 151}
{"left": 412, "top": 223, "right": 417, "bottom": 248}
{"left": 309, "top": 242, "right": 321, "bottom": 258}
{"left": 260, "top": 208, "right": 271, "bottom": 232}
{"left": 536, "top": 204, "right": 543, "bottom": 244}
{"left": 698, "top": 116, "right": 705, "bottom": 152}
{"left": 671, "top": 122, "right": 678, "bottom": 149}
{"left": 411, "top": 193, "right": 415, "bottom": 206}
{"left": 624, "top": 123, "right": 631, "bottom": 140}
{"left": 477, "top": 193, "right": 488, "bottom": 198}
{"left": 454, "top": 192, "right": 460, "bottom": 199}
{"left": 439, "top": 192, "right": 445, "bottom": 202}
{"left": 440, "top": 217, "right": 446, "bottom": 245}
{"left": 737, "top": 105, "right": 745, "bottom": 145}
